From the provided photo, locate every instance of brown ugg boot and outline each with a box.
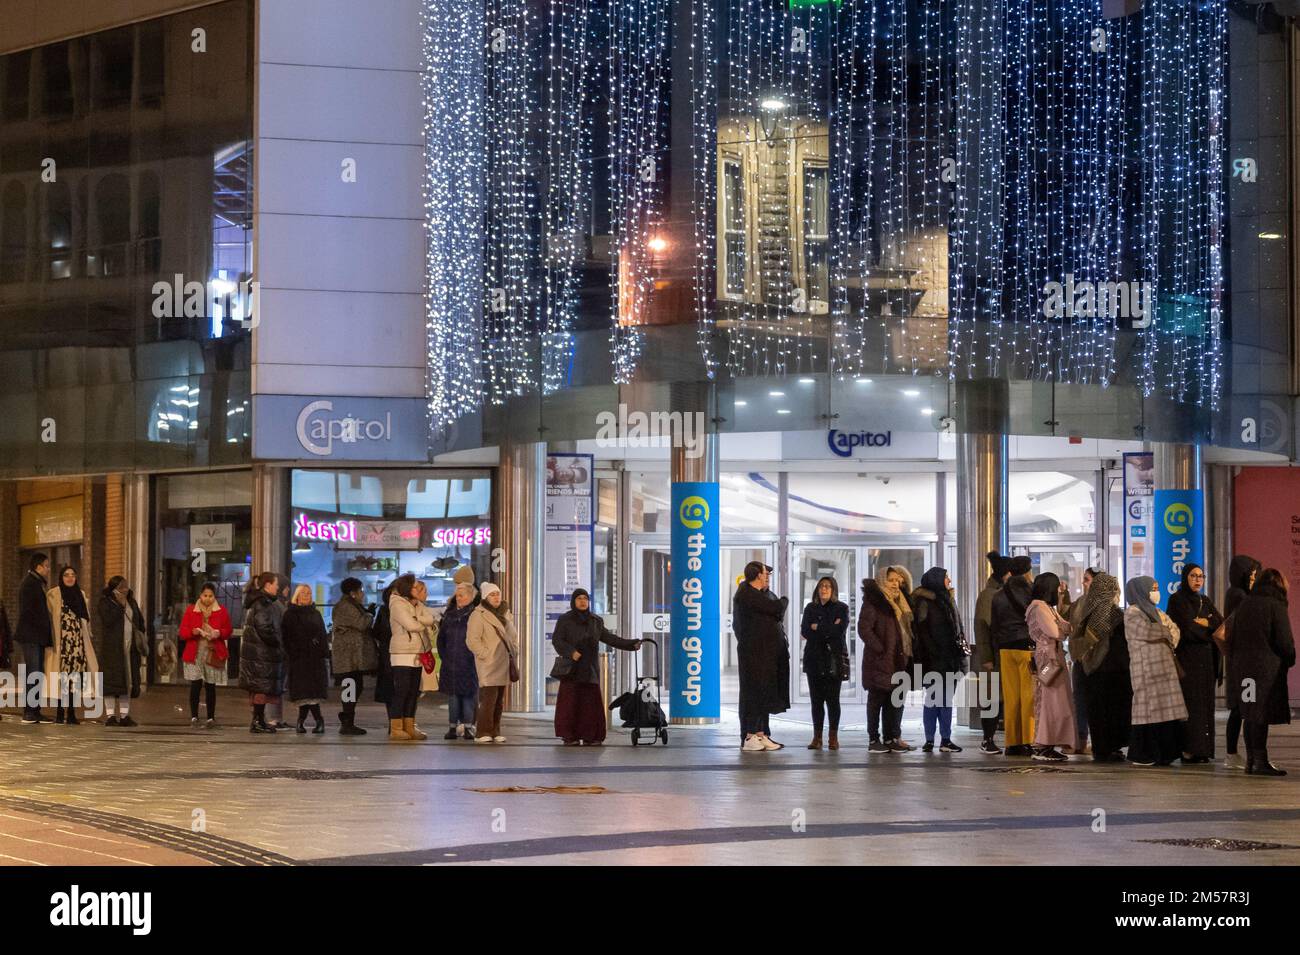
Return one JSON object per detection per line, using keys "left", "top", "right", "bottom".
{"left": 389, "top": 718, "right": 412, "bottom": 741}
{"left": 403, "top": 718, "right": 428, "bottom": 741}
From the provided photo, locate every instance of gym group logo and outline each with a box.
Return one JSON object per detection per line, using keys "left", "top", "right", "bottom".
{"left": 1163, "top": 502, "right": 1193, "bottom": 535}
{"left": 1040, "top": 274, "right": 1152, "bottom": 328}
{"left": 679, "top": 496, "right": 709, "bottom": 529}
{"left": 295, "top": 400, "right": 394, "bottom": 457}
{"left": 50, "top": 885, "right": 151, "bottom": 935}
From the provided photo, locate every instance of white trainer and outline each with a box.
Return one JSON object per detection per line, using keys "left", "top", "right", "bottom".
{"left": 757, "top": 733, "right": 783, "bottom": 751}
{"left": 742, "top": 734, "right": 766, "bottom": 752}
{"left": 493, "top": 736, "right": 507, "bottom": 743}
{"left": 474, "top": 736, "right": 493, "bottom": 744}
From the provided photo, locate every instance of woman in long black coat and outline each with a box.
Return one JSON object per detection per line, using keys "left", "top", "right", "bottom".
{"left": 799, "top": 576, "right": 848, "bottom": 750}
{"left": 733, "top": 563, "right": 791, "bottom": 751}
{"left": 1227, "top": 569, "right": 1295, "bottom": 776}
{"left": 550, "top": 588, "right": 641, "bottom": 745}
{"left": 911, "top": 567, "right": 968, "bottom": 752}
{"left": 1165, "top": 563, "right": 1223, "bottom": 763}
{"left": 1072, "top": 572, "right": 1131, "bottom": 761}
{"left": 239, "top": 572, "right": 285, "bottom": 734}
{"left": 1222, "top": 554, "right": 1259, "bottom": 768}
{"left": 92, "top": 577, "right": 146, "bottom": 727}
{"left": 282, "top": 584, "right": 331, "bottom": 734}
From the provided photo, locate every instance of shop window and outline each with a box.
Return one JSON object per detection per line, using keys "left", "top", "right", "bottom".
{"left": 721, "top": 158, "right": 746, "bottom": 297}
{"left": 802, "top": 164, "right": 829, "bottom": 307}
{"left": 290, "top": 468, "right": 492, "bottom": 619}
{"left": 1, "top": 182, "right": 28, "bottom": 283}
{"left": 94, "top": 174, "right": 131, "bottom": 277}
{"left": 137, "top": 20, "right": 164, "bottom": 108}
{"left": 3, "top": 50, "right": 31, "bottom": 121}
{"left": 720, "top": 472, "right": 779, "bottom": 534}
{"left": 44, "top": 181, "right": 72, "bottom": 280}
{"left": 42, "top": 42, "right": 74, "bottom": 118}
{"left": 93, "top": 28, "right": 134, "bottom": 111}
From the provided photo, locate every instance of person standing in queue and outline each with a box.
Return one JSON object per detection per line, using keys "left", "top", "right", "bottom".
{"left": 1072, "top": 572, "right": 1131, "bottom": 761}
{"left": 47, "top": 566, "right": 96, "bottom": 725}
{"left": 438, "top": 567, "right": 480, "bottom": 741}
{"left": 179, "top": 583, "right": 231, "bottom": 728}
{"left": 733, "top": 563, "right": 791, "bottom": 752}
{"left": 466, "top": 582, "right": 518, "bottom": 744}
{"left": 386, "top": 574, "right": 435, "bottom": 741}
{"left": 1124, "top": 576, "right": 1187, "bottom": 767}
{"left": 973, "top": 552, "right": 1009, "bottom": 754}
{"left": 991, "top": 555, "right": 1036, "bottom": 755}
{"left": 1065, "top": 567, "right": 1098, "bottom": 753}
{"left": 799, "top": 576, "right": 848, "bottom": 750}
{"left": 1228, "top": 568, "right": 1295, "bottom": 776}
{"left": 15, "top": 553, "right": 52, "bottom": 724}
{"left": 1165, "top": 563, "right": 1223, "bottom": 764}
{"left": 911, "top": 567, "right": 967, "bottom": 753}
{"left": 93, "top": 576, "right": 146, "bottom": 727}
{"left": 283, "top": 585, "right": 331, "bottom": 734}
{"left": 551, "top": 588, "right": 642, "bottom": 746}
{"left": 859, "top": 570, "right": 906, "bottom": 754}
{"left": 1221, "top": 555, "right": 1259, "bottom": 770}
{"left": 330, "top": 578, "right": 376, "bottom": 735}
{"left": 1025, "top": 572, "right": 1079, "bottom": 762}
{"left": 240, "top": 572, "right": 286, "bottom": 733}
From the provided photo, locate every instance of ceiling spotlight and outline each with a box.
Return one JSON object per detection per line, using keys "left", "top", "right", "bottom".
{"left": 920, "top": 408, "right": 934, "bottom": 416}
{"left": 735, "top": 400, "right": 748, "bottom": 407}
{"left": 1258, "top": 232, "right": 1283, "bottom": 240}
{"left": 769, "top": 390, "right": 785, "bottom": 397}
{"left": 855, "top": 378, "right": 873, "bottom": 384}
{"left": 647, "top": 235, "right": 669, "bottom": 253}
{"left": 798, "top": 378, "right": 814, "bottom": 385}
{"left": 903, "top": 389, "right": 920, "bottom": 397}
{"left": 760, "top": 97, "right": 787, "bottom": 111}
{"left": 776, "top": 408, "right": 791, "bottom": 415}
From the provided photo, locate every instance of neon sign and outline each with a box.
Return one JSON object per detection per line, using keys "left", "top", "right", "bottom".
{"left": 294, "top": 513, "right": 356, "bottom": 542}
{"left": 432, "top": 526, "right": 491, "bottom": 546}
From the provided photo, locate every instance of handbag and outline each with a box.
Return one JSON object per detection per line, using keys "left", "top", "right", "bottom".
{"left": 1212, "top": 614, "right": 1232, "bottom": 655}
{"left": 549, "top": 655, "right": 575, "bottom": 679}
{"left": 493, "top": 627, "right": 520, "bottom": 683}
{"left": 1037, "top": 658, "right": 1064, "bottom": 686}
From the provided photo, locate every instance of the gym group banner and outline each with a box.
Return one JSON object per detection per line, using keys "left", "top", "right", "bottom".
{"left": 1152, "top": 489, "right": 1204, "bottom": 609}
{"left": 1123, "top": 452, "right": 1154, "bottom": 584}
{"left": 544, "top": 454, "right": 595, "bottom": 641}
{"left": 670, "top": 482, "right": 720, "bottom": 720}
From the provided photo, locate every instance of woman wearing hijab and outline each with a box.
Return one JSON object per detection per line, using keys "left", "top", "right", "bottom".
{"left": 46, "top": 565, "right": 97, "bottom": 725}
{"left": 93, "top": 576, "right": 147, "bottom": 727}
{"left": 467, "top": 582, "right": 518, "bottom": 743}
{"left": 1066, "top": 567, "right": 1099, "bottom": 752}
{"left": 1227, "top": 568, "right": 1295, "bottom": 775}
{"left": 1221, "top": 555, "right": 1260, "bottom": 769}
{"left": 1165, "top": 563, "right": 1223, "bottom": 763}
{"left": 1025, "top": 573, "right": 1079, "bottom": 761}
{"left": 881, "top": 565, "right": 915, "bottom": 749}
{"left": 179, "top": 583, "right": 231, "bottom": 727}
{"left": 799, "top": 576, "right": 849, "bottom": 750}
{"left": 1072, "top": 572, "right": 1131, "bottom": 761}
{"left": 282, "top": 585, "right": 331, "bottom": 734}
{"left": 912, "top": 567, "right": 967, "bottom": 753}
{"left": 1124, "top": 576, "right": 1187, "bottom": 766}
{"left": 551, "top": 588, "right": 642, "bottom": 746}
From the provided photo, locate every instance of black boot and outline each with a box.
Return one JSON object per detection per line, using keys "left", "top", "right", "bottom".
{"left": 1248, "top": 748, "right": 1287, "bottom": 776}
{"left": 339, "top": 712, "right": 367, "bottom": 736}
{"left": 249, "top": 718, "right": 274, "bottom": 734}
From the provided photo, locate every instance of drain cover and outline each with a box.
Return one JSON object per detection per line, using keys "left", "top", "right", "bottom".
{"left": 973, "top": 766, "right": 1072, "bottom": 774}
{"left": 1138, "top": 838, "right": 1300, "bottom": 852}
{"left": 239, "top": 769, "right": 382, "bottom": 781}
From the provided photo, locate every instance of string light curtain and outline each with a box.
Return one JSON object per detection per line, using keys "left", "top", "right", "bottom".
{"left": 950, "top": 0, "right": 1225, "bottom": 408}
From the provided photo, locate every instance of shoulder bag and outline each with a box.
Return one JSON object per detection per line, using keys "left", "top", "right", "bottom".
{"left": 1036, "top": 657, "right": 1064, "bottom": 686}
{"left": 497, "top": 628, "right": 520, "bottom": 683}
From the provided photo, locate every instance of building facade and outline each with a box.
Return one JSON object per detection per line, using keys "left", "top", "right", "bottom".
{"left": 0, "top": 0, "right": 1297, "bottom": 716}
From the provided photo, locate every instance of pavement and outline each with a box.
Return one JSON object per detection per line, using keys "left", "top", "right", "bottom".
{"left": 0, "top": 686, "right": 1297, "bottom": 866}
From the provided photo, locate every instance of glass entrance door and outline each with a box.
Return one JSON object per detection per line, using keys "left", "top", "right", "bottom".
{"left": 631, "top": 541, "right": 773, "bottom": 716}
{"left": 1011, "top": 543, "right": 1098, "bottom": 605}
{"left": 789, "top": 541, "right": 933, "bottom": 706}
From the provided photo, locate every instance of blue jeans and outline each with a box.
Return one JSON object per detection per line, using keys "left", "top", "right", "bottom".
{"left": 449, "top": 691, "right": 479, "bottom": 725}
{"left": 922, "top": 704, "right": 953, "bottom": 742}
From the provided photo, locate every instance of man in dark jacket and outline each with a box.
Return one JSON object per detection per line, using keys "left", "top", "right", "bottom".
{"left": 733, "top": 562, "right": 790, "bottom": 751}
{"left": 974, "top": 552, "right": 1009, "bottom": 753}
{"left": 15, "top": 552, "right": 51, "bottom": 724}
{"left": 990, "top": 555, "right": 1035, "bottom": 754}
{"left": 1221, "top": 554, "right": 1260, "bottom": 769}
{"left": 1227, "top": 569, "right": 1295, "bottom": 776}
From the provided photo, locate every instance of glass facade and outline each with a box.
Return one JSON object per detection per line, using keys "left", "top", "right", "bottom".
{"left": 0, "top": 0, "right": 254, "bottom": 478}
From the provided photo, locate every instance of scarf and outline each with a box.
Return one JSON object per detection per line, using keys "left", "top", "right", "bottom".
{"left": 59, "top": 582, "right": 89, "bottom": 620}
{"left": 1077, "top": 572, "right": 1121, "bottom": 644}
{"left": 1125, "top": 576, "right": 1161, "bottom": 623}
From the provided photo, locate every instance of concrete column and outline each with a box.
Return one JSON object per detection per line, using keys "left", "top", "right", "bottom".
{"left": 252, "top": 465, "right": 289, "bottom": 577}
{"left": 1153, "top": 442, "right": 1201, "bottom": 492}
{"left": 122, "top": 474, "right": 149, "bottom": 613}
{"left": 498, "top": 441, "right": 546, "bottom": 712}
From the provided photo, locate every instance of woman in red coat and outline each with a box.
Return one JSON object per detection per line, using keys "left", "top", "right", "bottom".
{"left": 179, "top": 583, "right": 232, "bottom": 727}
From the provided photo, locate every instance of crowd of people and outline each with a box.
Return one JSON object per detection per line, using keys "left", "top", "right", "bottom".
{"left": 733, "top": 553, "right": 1294, "bottom": 775}
{"left": 3, "top": 547, "right": 1293, "bottom": 768}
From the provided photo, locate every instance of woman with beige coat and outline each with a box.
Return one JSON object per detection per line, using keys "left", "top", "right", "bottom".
{"left": 46, "top": 565, "right": 99, "bottom": 724}
{"left": 466, "top": 582, "right": 518, "bottom": 743}
{"left": 387, "top": 574, "right": 436, "bottom": 741}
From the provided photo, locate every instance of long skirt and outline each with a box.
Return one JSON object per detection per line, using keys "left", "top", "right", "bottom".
{"left": 1128, "top": 720, "right": 1184, "bottom": 765}
{"left": 554, "top": 680, "right": 606, "bottom": 743}
{"left": 1033, "top": 657, "right": 1080, "bottom": 751}
{"left": 1083, "top": 667, "right": 1132, "bottom": 759}
{"left": 1177, "top": 642, "right": 1216, "bottom": 759}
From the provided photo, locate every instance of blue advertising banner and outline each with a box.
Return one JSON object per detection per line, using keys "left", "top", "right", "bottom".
{"left": 670, "top": 481, "right": 720, "bottom": 720}
{"left": 1152, "top": 489, "right": 1204, "bottom": 608}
